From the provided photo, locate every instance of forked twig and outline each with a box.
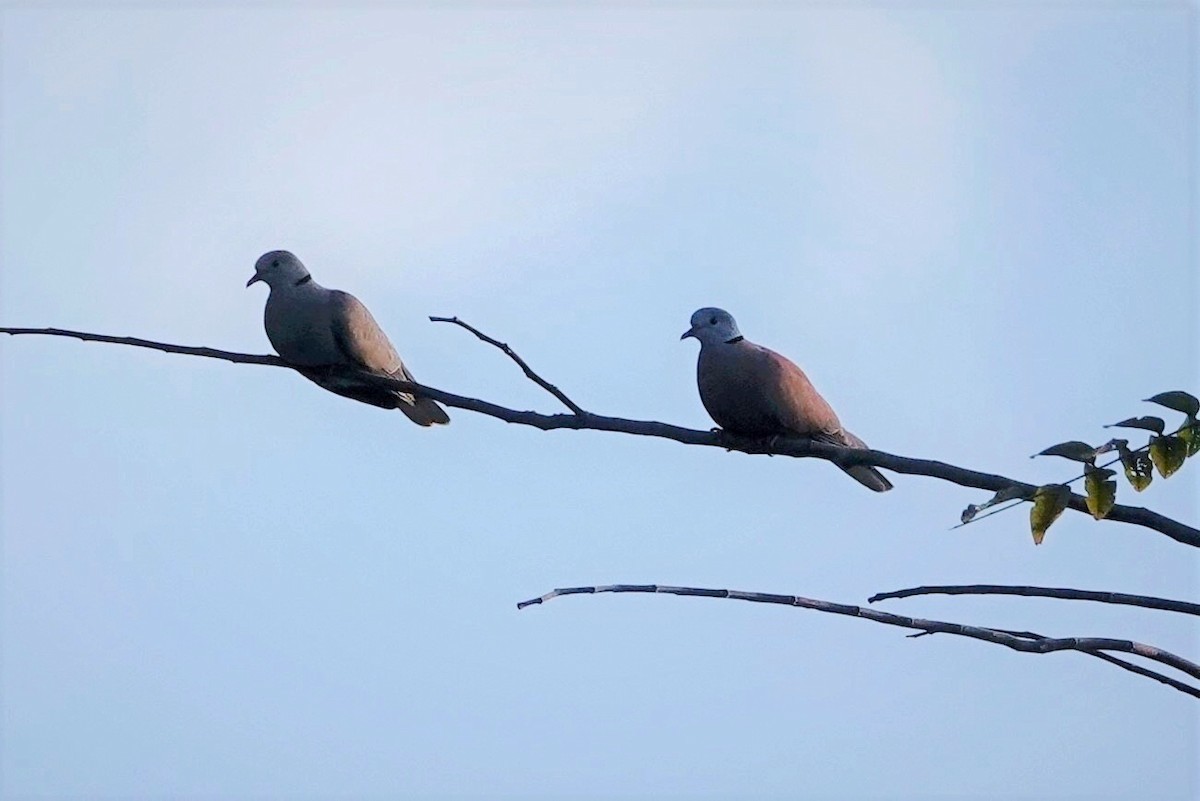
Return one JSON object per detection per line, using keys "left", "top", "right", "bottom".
{"left": 430, "top": 315, "right": 586, "bottom": 414}
{"left": 515, "top": 583, "right": 1200, "bottom": 698}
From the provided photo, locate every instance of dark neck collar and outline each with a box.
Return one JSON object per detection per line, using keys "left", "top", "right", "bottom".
{"left": 725, "top": 335, "right": 744, "bottom": 344}
{"left": 293, "top": 274, "right": 312, "bottom": 287}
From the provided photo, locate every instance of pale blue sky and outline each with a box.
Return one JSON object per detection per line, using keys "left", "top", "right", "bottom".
{"left": 2, "top": 5, "right": 1197, "bottom": 800}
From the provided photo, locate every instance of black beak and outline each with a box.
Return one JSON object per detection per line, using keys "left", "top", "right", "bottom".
{"left": 246, "top": 274, "right": 262, "bottom": 288}
{"left": 680, "top": 327, "right": 697, "bottom": 340}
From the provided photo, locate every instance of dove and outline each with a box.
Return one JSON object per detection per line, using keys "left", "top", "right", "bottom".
{"left": 246, "top": 250, "right": 450, "bottom": 426}
{"left": 681, "top": 307, "right": 891, "bottom": 492}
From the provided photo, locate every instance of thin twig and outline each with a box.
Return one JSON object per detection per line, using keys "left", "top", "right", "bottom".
{"left": 515, "top": 583, "right": 1200, "bottom": 698}
{"left": 0, "top": 328, "right": 287, "bottom": 367}
{"left": 429, "top": 315, "right": 587, "bottom": 415}
{"left": 2, "top": 326, "right": 1196, "bottom": 547}
{"left": 868, "top": 585, "right": 1200, "bottom": 616}
{"left": 950, "top": 498, "right": 1025, "bottom": 529}
{"left": 940, "top": 627, "right": 1200, "bottom": 698}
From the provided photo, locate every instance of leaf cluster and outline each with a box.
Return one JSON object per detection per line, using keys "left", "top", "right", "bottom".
{"left": 963, "top": 391, "right": 1199, "bottom": 544}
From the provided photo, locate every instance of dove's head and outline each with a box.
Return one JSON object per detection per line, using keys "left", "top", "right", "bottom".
{"left": 681, "top": 307, "right": 742, "bottom": 345}
{"left": 247, "top": 250, "right": 311, "bottom": 289}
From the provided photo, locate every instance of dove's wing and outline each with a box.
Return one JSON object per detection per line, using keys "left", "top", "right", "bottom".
{"left": 327, "top": 291, "right": 449, "bottom": 426}
{"left": 697, "top": 339, "right": 890, "bottom": 491}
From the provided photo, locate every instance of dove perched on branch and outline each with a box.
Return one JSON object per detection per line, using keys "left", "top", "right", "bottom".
{"left": 246, "top": 250, "right": 449, "bottom": 426}
{"left": 681, "top": 307, "right": 891, "bottom": 492}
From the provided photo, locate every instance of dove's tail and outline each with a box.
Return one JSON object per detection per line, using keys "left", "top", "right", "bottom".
{"left": 838, "top": 429, "right": 893, "bottom": 493}
{"left": 399, "top": 395, "right": 451, "bottom": 426}
{"left": 841, "top": 464, "right": 893, "bottom": 492}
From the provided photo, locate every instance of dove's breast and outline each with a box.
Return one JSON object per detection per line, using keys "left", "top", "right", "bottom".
{"left": 264, "top": 289, "right": 341, "bottom": 366}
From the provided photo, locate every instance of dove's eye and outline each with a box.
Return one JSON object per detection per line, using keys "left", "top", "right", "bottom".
{"left": 271, "top": 260, "right": 280, "bottom": 268}
{"left": 709, "top": 316, "right": 718, "bottom": 325}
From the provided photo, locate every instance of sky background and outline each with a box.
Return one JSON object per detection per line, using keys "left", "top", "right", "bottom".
{"left": 2, "top": 4, "right": 1197, "bottom": 800}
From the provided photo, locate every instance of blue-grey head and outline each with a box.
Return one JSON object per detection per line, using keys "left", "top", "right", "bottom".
{"left": 246, "top": 250, "right": 311, "bottom": 290}
{"left": 681, "top": 307, "right": 743, "bottom": 345}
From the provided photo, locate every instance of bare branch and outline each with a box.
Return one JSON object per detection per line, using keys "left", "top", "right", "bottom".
{"left": 868, "top": 585, "right": 1200, "bottom": 616}
{"left": 429, "top": 315, "right": 587, "bottom": 414}
{"left": 8, "top": 327, "right": 1199, "bottom": 696}
{"left": 2, "top": 326, "right": 1196, "bottom": 547}
{"left": 955, "top": 626, "right": 1200, "bottom": 699}
{"left": 515, "top": 583, "right": 1200, "bottom": 698}
{"left": 0, "top": 327, "right": 288, "bottom": 367}
{"left": 1058, "top": 649, "right": 1200, "bottom": 698}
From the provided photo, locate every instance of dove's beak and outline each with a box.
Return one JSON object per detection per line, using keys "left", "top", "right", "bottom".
{"left": 680, "top": 327, "right": 697, "bottom": 341}
{"left": 246, "top": 274, "right": 262, "bottom": 288}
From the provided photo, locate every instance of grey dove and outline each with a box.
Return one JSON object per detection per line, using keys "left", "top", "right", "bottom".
{"left": 246, "top": 250, "right": 450, "bottom": 426}
{"left": 681, "top": 307, "right": 891, "bottom": 492}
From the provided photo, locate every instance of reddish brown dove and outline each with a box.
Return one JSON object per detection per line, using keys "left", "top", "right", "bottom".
{"left": 681, "top": 307, "right": 891, "bottom": 492}
{"left": 247, "top": 250, "right": 449, "bottom": 426}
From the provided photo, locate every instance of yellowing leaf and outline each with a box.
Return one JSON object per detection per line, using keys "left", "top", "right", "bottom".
{"left": 1030, "top": 484, "right": 1071, "bottom": 545}
{"left": 1180, "top": 416, "right": 1200, "bottom": 457}
{"left": 1032, "top": 441, "right": 1097, "bottom": 463}
{"left": 1083, "top": 466, "right": 1117, "bottom": 520}
{"left": 1149, "top": 435, "right": 1187, "bottom": 478}
{"left": 1117, "top": 443, "right": 1153, "bottom": 492}
{"left": 1145, "top": 390, "right": 1200, "bottom": 417}
{"left": 1105, "top": 416, "right": 1166, "bottom": 435}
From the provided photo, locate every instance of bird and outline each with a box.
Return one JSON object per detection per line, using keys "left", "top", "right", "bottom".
{"left": 680, "top": 307, "right": 891, "bottom": 492}
{"left": 246, "top": 250, "right": 450, "bottom": 426}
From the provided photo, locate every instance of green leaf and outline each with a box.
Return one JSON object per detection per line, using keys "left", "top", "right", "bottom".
{"left": 1145, "top": 390, "right": 1200, "bottom": 417}
{"left": 1105, "top": 416, "right": 1166, "bottom": 435}
{"left": 1032, "top": 441, "right": 1097, "bottom": 463}
{"left": 1030, "top": 484, "right": 1071, "bottom": 545}
{"left": 1149, "top": 435, "right": 1187, "bottom": 478}
{"left": 1083, "top": 465, "right": 1117, "bottom": 520}
{"left": 1117, "top": 442, "right": 1153, "bottom": 491}
{"left": 1179, "top": 416, "right": 1200, "bottom": 457}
